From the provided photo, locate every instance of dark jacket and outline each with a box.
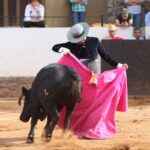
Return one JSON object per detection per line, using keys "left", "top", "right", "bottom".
{"left": 52, "top": 37, "right": 118, "bottom": 68}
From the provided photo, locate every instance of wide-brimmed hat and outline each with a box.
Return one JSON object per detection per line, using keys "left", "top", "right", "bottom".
{"left": 67, "top": 22, "right": 89, "bottom": 43}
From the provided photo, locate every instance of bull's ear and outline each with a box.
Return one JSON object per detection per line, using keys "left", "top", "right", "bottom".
{"left": 22, "top": 86, "right": 29, "bottom": 96}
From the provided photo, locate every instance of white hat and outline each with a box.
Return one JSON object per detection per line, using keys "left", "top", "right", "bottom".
{"left": 108, "top": 24, "right": 117, "bottom": 31}
{"left": 67, "top": 22, "right": 89, "bottom": 43}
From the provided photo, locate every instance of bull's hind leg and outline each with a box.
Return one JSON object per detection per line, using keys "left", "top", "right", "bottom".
{"left": 41, "top": 105, "right": 63, "bottom": 140}
{"left": 41, "top": 115, "right": 51, "bottom": 141}
{"left": 26, "top": 116, "right": 38, "bottom": 143}
{"left": 42, "top": 105, "right": 59, "bottom": 142}
{"left": 63, "top": 103, "right": 77, "bottom": 133}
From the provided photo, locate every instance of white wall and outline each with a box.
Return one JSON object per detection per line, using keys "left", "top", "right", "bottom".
{"left": 145, "top": 26, "right": 150, "bottom": 39}
{"left": 0, "top": 27, "right": 134, "bottom": 77}
{"left": 0, "top": 28, "right": 67, "bottom": 77}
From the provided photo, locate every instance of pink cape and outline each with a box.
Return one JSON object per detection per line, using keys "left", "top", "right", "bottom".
{"left": 113, "top": 36, "right": 124, "bottom": 40}
{"left": 57, "top": 54, "right": 128, "bottom": 139}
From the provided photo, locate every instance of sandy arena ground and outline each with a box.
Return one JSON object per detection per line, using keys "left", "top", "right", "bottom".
{"left": 0, "top": 96, "right": 150, "bottom": 150}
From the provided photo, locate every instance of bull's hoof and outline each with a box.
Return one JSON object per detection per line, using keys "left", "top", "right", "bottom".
{"left": 45, "top": 136, "right": 51, "bottom": 142}
{"left": 42, "top": 137, "right": 51, "bottom": 142}
{"left": 26, "top": 137, "right": 34, "bottom": 143}
{"left": 61, "top": 130, "right": 67, "bottom": 137}
{"left": 41, "top": 130, "right": 52, "bottom": 142}
{"left": 61, "top": 130, "right": 71, "bottom": 139}
{"left": 41, "top": 134, "right": 52, "bottom": 142}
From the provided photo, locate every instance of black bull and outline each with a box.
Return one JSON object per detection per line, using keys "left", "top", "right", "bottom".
{"left": 18, "top": 64, "right": 82, "bottom": 143}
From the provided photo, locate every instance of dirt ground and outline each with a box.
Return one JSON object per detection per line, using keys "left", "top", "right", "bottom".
{"left": 0, "top": 96, "right": 150, "bottom": 150}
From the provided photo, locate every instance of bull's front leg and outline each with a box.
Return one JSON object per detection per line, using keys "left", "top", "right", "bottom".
{"left": 26, "top": 116, "right": 38, "bottom": 143}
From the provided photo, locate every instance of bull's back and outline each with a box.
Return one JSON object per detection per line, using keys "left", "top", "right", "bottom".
{"left": 31, "top": 64, "right": 81, "bottom": 103}
{"left": 33, "top": 64, "right": 80, "bottom": 85}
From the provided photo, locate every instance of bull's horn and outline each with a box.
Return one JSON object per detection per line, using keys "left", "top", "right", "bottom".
{"left": 18, "top": 93, "right": 24, "bottom": 106}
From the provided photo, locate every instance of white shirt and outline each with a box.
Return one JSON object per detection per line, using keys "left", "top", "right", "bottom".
{"left": 145, "top": 12, "right": 150, "bottom": 26}
{"left": 129, "top": 37, "right": 144, "bottom": 40}
{"left": 125, "top": 0, "right": 143, "bottom": 14}
{"left": 24, "top": 4, "right": 45, "bottom": 21}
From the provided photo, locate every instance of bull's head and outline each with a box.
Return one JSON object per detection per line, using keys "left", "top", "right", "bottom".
{"left": 18, "top": 87, "right": 32, "bottom": 122}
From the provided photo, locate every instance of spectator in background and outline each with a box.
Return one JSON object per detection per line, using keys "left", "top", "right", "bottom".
{"left": 130, "top": 27, "right": 144, "bottom": 40}
{"left": 104, "top": 24, "right": 124, "bottom": 40}
{"left": 23, "top": 0, "right": 45, "bottom": 28}
{"left": 116, "top": 0, "right": 126, "bottom": 14}
{"left": 115, "top": 8, "right": 133, "bottom": 27}
{"left": 145, "top": 11, "right": 150, "bottom": 26}
{"left": 69, "top": 0, "right": 88, "bottom": 25}
{"left": 124, "top": 0, "right": 143, "bottom": 27}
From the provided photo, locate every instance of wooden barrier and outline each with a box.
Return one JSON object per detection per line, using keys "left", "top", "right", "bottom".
{"left": 101, "top": 40, "right": 150, "bottom": 95}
